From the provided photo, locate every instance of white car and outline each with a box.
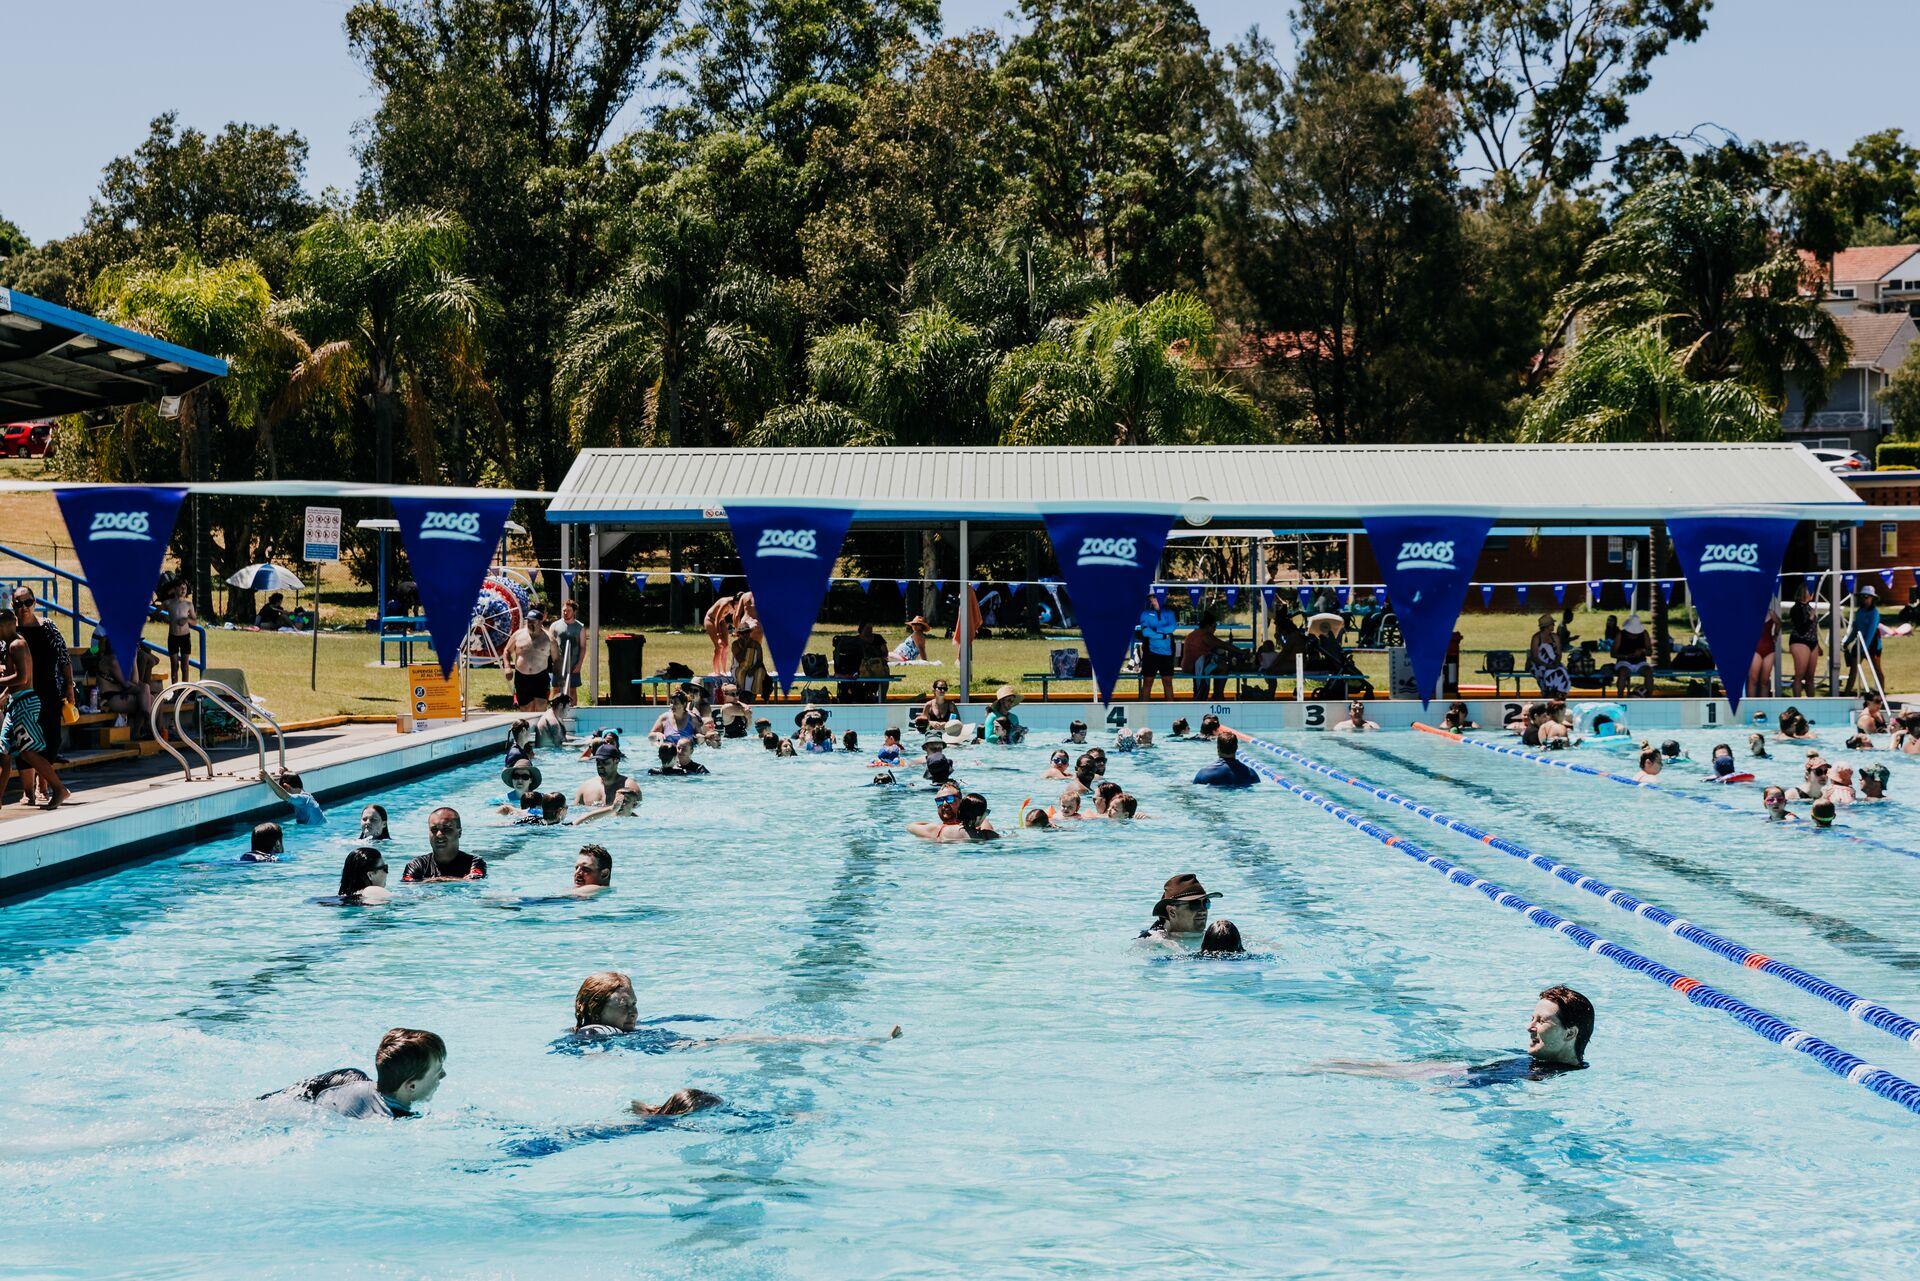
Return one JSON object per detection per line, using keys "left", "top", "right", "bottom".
{"left": 1808, "top": 446, "right": 1870, "bottom": 473}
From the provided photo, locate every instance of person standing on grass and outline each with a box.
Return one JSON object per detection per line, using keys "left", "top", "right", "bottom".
{"left": 503, "top": 607, "right": 554, "bottom": 713}
{"left": 1138, "top": 592, "right": 1179, "bottom": 700}
{"left": 163, "top": 579, "right": 196, "bottom": 683}
{"left": 548, "top": 598, "right": 585, "bottom": 707}
{"left": 12, "top": 588, "right": 71, "bottom": 776}
{"left": 0, "top": 608, "right": 69, "bottom": 810}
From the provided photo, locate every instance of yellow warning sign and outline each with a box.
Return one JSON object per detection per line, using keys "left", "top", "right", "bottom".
{"left": 407, "top": 663, "right": 463, "bottom": 728}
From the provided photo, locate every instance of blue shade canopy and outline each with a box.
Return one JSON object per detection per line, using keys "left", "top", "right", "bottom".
{"left": 0, "top": 287, "right": 227, "bottom": 418}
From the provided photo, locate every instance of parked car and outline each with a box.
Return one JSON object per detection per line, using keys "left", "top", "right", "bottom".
{"left": 1, "top": 420, "right": 53, "bottom": 458}
{"left": 1808, "top": 446, "right": 1870, "bottom": 472}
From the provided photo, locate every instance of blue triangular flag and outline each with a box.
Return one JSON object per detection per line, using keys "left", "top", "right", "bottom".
{"left": 933, "top": 580, "right": 947, "bottom": 594}
{"left": 1803, "top": 574, "right": 1819, "bottom": 597}
{"left": 632, "top": 573, "right": 648, "bottom": 592}
{"left": 672, "top": 573, "right": 686, "bottom": 588}
{"left": 1844, "top": 573, "right": 1857, "bottom": 594}
{"left": 859, "top": 578, "right": 873, "bottom": 594}
{"left": 1224, "top": 586, "right": 1240, "bottom": 608}
{"left": 1670, "top": 516, "right": 1797, "bottom": 713}
{"left": 1480, "top": 584, "right": 1495, "bottom": 607}
{"left": 1623, "top": 581, "right": 1636, "bottom": 609}
{"left": 1153, "top": 583, "right": 1170, "bottom": 609}
{"left": 1661, "top": 579, "right": 1675, "bottom": 603}
{"left": 1364, "top": 515, "right": 1492, "bottom": 706}
{"left": 709, "top": 575, "right": 725, "bottom": 594}
{"left": 895, "top": 578, "right": 910, "bottom": 597}
{"left": 1336, "top": 586, "right": 1350, "bottom": 608}
{"left": 561, "top": 571, "right": 575, "bottom": 596}
{"left": 1588, "top": 579, "right": 1602, "bottom": 602}
{"left": 389, "top": 495, "right": 515, "bottom": 678}
{"left": 1514, "top": 584, "right": 1528, "bottom": 608}
{"left": 1259, "top": 586, "right": 1276, "bottom": 609}
{"left": 1881, "top": 569, "right": 1896, "bottom": 590}
{"left": 725, "top": 505, "right": 856, "bottom": 692}
{"left": 1187, "top": 585, "right": 1204, "bottom": 609}
{"left": 55, "top": 486, "right": 187, "bottom": 676}
{"left": 1043, "top": 512, "right": 1172, "bottom": 703}
{"left": 1553, "top": 583, "right": 1567, "bottom": 604}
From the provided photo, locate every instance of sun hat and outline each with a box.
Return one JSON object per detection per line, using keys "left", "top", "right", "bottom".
{"left": 923, "top": 738, "right": 946, "bottom": 752}
{"left": 991, "top": 684, "right": 1023, "bottom": 709}
{"left": 793, "top": 703, "right": 831, "bottom": 728}
{"left": 1861, "top": 763, "right": 1891, "bottom": 787}
{"left": 942, "top": 719, "right": 975, "bottom": 744}
{"left": 500, "top": 762, "right": 543, "bottom": 789}
{"left": 907, "top": 615, "right": 929, "bottom": 630}
{"left": 1622, "top": 615, "right": 1646, "bottom": 634}
{"left": 1156, "top": 873, "right": 1221, "bottom": 909}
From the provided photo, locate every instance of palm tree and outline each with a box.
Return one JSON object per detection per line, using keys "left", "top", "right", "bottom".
{"left": 1522, "top": 323, "right": 1780, "bottom": 663}
{"left": 277, "top": 209, "right": 497, "bottom": 486}
{"left": 1562, "top": 175, "right": 1846, "bottom": 404}
{"left": 904, "top": 232, "right": 1111, "bottom": 349}
{"left": 989, "top": 292, "right": 1268, "bottom": 446}
{"left": 555, "top": 208, "right": 778, "bottom": 449}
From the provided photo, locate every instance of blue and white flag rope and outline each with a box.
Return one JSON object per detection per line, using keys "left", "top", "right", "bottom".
{"left": 1417, "top": 724, "right": 1920, "bottom": 865}
{"left": 1239, "top": 733, "right": 1920, "bottom": 1050}
{"left": 1231, "top": 746, "right": 1920, "bottom": 1118}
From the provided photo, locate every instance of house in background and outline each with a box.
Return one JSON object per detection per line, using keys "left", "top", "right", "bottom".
{"left": 1809, "top": 244, "right": 1920, "bottom": 317}
{"left": 1781, "top": 311, "right": 1917, "bottom": 452}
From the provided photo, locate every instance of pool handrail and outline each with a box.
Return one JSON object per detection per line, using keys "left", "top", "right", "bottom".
{"left": 1236, "top": 747, "right": 1920, "bottom": 1119}
{"left": 1237, "top": 731, "right": 1920, "bottom": 1050}
{"left": 151, "top": 679, "right": 288, "bottom": 786}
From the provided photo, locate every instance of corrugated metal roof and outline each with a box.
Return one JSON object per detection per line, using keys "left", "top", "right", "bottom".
{"left": 547, "top": 444, "right": 1864, "bottom": 526}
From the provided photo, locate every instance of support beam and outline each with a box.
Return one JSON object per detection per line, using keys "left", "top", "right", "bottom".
{"left": 588, "top": 524, "right": 602, "bottom": 706}
{"left": 958, "top": 519, "right": 972, "bottom": 702}
{"left": 1828, "top": 528, "right": 1843, "bottom": 695}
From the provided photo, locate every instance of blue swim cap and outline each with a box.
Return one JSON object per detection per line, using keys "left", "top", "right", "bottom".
{"left": 1713, "top": 756, "right": 1735, "bottom": 776}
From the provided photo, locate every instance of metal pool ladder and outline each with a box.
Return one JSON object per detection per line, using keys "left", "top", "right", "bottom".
{"left": 151, "top": 679, "right": 290, "bottom": 790}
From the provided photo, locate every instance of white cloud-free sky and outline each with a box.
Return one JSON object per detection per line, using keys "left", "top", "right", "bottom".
{"left": 2, "top": 0, "right": 1913, "bottom": 243}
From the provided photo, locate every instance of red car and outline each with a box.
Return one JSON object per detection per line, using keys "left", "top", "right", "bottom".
{"left": 1, "top": 421, "right": 53, "bottom": 458}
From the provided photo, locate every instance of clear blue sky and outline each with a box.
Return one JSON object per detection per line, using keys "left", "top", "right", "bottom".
{"left": 2, "top": 0, "right": 1914, "bottom": 244}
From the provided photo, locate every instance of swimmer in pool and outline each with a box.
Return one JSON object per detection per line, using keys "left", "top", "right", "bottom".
{"left": 910, "top": 790, "right": 1000, "bottom": 842}
{"left": 1659, "top": 739, "right": 1686, "bottom": 761}
{"left": 1138, "top": 873, "right": 1218, "bottom": 949}
{"left": 1055, "top": 787, "right": 1085, "bottom": 820}
{"left": 1041, "top": 749, "right": 1073, "bottom": 781}
{"left": 261, "top": 1027, "right": 446, "bottom": 1119}
{"left": 1169, "top": 718, "right": 1192, "bottom": 739}
{"left": 906, "top": 738, "right": 954, "bottom": 784}
{"left": 242, "top": 821, "right": 283, "bottom": 862}
{"left": 499, "top": 790, "right": 567, "bottom": 825}
{"left": 403, "top": 808, "right": 487, "bottom": 882}
{"left": 1022, "top": 805, "right": 1052, "bottom": 829}
{"left": 1332, "top": 701, "right": 1379, "bottom": 732}
{"left": 1319, "top": 986, "right": 1594, "bottom": 1085}
{"left": 1811, "top": 799, "right": 1838, "bottom": 828}
{"left": 1859, "top": 763, "right": 1891, "bottom": 801}
{"left": 1748, "top": 732, "right": 1770, "bottom": 759}
{"left": 1762, "top": 785, "right": 1800, "bottom": 822}
{"left": 1093, "top": 780, "right": 1123, "bottom": 816}
{"left": 873, "top": 727, "right": 904, "bottom": 766}
{"left": 1632, "top": 747, "right": 1663, "bottom": 783}
{"left": 334, "top": 846, "right": 391, "bottom": 904}
{"left": 1113, "top": 728, "right": 1137, "bottom": 753}
{"left": 1200, "top": 920, "right": 1245, "bottom": 955}
{"left": 649, "top": 739, "right": 711, "bottom": 776}
{"left": 1198, "top": 714, "right": 1221, "bottom": 739}
{"left": 557, "top": 972, "right": 902, "bottom": 1052}
{"left": 358, "top": 804, "right": 390, "bottom": 842}
{"left": 575, "top": 740, "right": 634, "bottom": 808}
{"left": 574, "top": 779, "right": 643, "bottom": 826}
{"left": 1105, "top": 792, "right": 1140, "bottom": 821}
{"left": 1134, "top": 727, "right": 1155, "bottom": 748}
{"left": 570, "top": 844, "right": 612, "bottom": 895}
{"left": 631, "top": 1087, "right": 725, "bottom": 1118}
{"left": 1066, "top": 720, "right": 1088, "bottom": 744}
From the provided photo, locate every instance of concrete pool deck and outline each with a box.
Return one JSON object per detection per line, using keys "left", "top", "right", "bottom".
{"left": 0, "top": 714, "right": 509, "bottom": 899}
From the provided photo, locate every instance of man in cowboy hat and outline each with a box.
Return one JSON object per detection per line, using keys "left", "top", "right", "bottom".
{"left": 1139, "top": 873, "right": 1222, "bottom": 946}
{"left": 985, "top": 685, "right": 1026, "bottom": 744}
{"left": 1612, "top": 614, "right": 1653, "bottom": 696}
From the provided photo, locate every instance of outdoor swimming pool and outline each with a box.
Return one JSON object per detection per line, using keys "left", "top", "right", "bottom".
{"left": 4, "top": 719, "right": 1920, "bottom": 1278}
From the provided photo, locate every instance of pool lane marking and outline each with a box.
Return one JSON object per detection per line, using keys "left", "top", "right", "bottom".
{"left": 1229, "top": 749, "right": 1920, "bottom": 1119}
{"left": 1236, "top": 732, "right": 1920, "bottom": 1052}
{"left": 1411, "top": 722, "right": 1920, "bottom": 864}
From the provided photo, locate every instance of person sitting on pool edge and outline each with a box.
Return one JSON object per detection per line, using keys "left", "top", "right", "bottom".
{"left": 403, "top": 808, "right": 486, "bottom": 882}
{"left": 243, "top": 822, "right": 283, "bottom": 863}
{"left": 262, "top": 1027, "right": 446, "bottom": 1119}
{"left": 1194, "top": 732, "right": 1259, "bottom": 787}
{"left": 334, "top": 847, "right": 391, "bottom": 905}
{"left": 1139, "top": 873, "right": 1219, "bottom": 948}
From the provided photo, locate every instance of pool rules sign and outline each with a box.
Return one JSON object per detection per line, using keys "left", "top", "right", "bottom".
{"left": 407, "top": 662, "right": 463, "bottom": 732}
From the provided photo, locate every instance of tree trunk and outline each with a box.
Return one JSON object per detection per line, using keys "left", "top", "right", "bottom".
{"left": 1650, "top": 523, "right": 1674, "bottom": 665}
{"left": 665, "top": 370, "right": 685, "bottom": 628}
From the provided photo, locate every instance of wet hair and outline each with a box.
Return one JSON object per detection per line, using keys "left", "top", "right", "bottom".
{"left": 761, "top": 730, "right": 781, "bottom": 752}
{"left": 577, "top": 843, "right": 612, "bottom": 882}
{"left": 1095, "top": 781, "right": 1123, "bottom": 809}
{"left": 1023, "top": 806, "right": 1051, "bottom": 828}
{"left": 359, "top": 803, "right": 389, "bottom": 838}
{"left": 1660, "top": 740, "right": 1681, "bottom": 759}
{"left": 574, "top": 971, "right": 632, "bottom": 1029}
{"left": 375, "top": 1028, "right": 447, "bottom": 1095}
{"left": 1217, "top": 735, "right": 1239, "bottom": 758}
{"left": 884, "top": 727, "right": 901, "bottom": 742}
{"left": 957, "top": 792, "right": 992, "bottom": 830}
{"left": 658, "top": 743, "right": 677, "bottom": 765}
{"left": 1069, "top": 720, "right": 1087, "bottom": 736}
{"left": 635, "top": 1087, "right": 723, "bottom": 1118}
{"left": 842, "top": 731, "right": 859, "bottom": 751}
{"left": 810, "top": 725, "right": 833, "bottom": 746}
{"left": 538, "top": 792, "right": 567, "bottom": 822}
{"left": 776, "top": 739, "right": 797, "bottom": 757}
{"left": 925, "top": 755, "right": 954, "bottom": 783}
{"left": 1762, "top": 785, "right": 1787, "bottom": 804}
{"left": 1050, "top": 749, "right": 1070, "bottom": 766}
{"left": 1201, "top": 920, "right": 1245, "bottom": 955}
{"left": 1811, "top": 799, "right": 1837, "bottom": 826}
{"left": 338, "top": 846, "right": 385, "bottom": 897}
{"left": 1538, "top": 985, "right": 1594, "bottom": 1061}
{"left": 1057, "top": 788, "right": 1082, "bottom": 816}
{"left": 1638, "top": 748, "right": 1660, "bottom": 769}
{"left": 1110, "top": 792, "right": 1138, "bottom": 818}
{"left": 251, "top": 822, "right": 283, "bottom": 855}
{"left": 1171, "top": 718, "right": 1191, "bottom": 736}
{"left": 1711, "top": 743, "right": 1732, "bottom": 758}
{"left": 1199, "top": 714, "right": 1221, "bottom": 735}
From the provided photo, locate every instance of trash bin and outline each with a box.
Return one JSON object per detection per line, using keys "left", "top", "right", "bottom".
{"left": 604, "top": 632, "right": 645, "bottom": 705}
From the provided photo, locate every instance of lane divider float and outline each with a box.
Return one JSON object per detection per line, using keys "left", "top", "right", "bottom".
{"left": 1229, "top": 747, "right": 1920, "bottom": 1118}
{"left": 1413, "top": 722, "right": 1920, "bottom": 864}
{"left": 1235, "top": 731, "right": 1920, "bottom": 1050}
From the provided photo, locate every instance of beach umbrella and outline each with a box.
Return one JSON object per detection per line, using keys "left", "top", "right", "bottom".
{"left": 226, "top": 563, "right": 304, "bottom": 593}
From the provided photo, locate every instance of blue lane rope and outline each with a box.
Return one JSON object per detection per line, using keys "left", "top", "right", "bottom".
{"left": 1237, "top": 732, "right": 1920, "bottom": 1051}
{"left": 1228, "top": 748, "right": 1920, "bottom": 1118}
{"left": 1414, "top": 723, "right": 1920, "bottom": 864}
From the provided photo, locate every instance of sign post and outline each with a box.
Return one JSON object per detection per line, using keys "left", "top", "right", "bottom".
{"left": 304, "top": 506, "right": 341, "bottom": 691}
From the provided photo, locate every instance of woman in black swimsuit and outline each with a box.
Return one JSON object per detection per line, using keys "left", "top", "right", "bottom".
{"left": 1788, "top": 587, "right": 1821, "bottom": 698}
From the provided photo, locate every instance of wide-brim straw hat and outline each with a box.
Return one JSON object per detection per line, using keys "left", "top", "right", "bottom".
{"left": 992, "top": 684, "right": 1023, "bottom": 709}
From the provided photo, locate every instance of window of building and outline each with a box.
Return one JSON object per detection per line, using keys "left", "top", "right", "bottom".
{"left": 1835, "top": 287, "right": 1857, "bottom": 299}
{"left": 1607, "top": 535, "right": 1623, "bottom": 564}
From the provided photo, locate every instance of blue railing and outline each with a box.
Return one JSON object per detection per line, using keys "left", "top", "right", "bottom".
{"left": 0, "top": 542, "right": 206, "bottom": 674}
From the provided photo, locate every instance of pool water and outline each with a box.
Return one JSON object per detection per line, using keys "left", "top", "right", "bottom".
{"left": 4, "top": 724, "right": 1920, "bottom": 1278}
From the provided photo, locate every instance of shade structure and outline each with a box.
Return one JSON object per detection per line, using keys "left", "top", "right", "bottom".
{"left": 1, "top": 287, "right": 226, "bottom": 417}
{"left": 226, "top": 563, "right": 304, "bottom": 593}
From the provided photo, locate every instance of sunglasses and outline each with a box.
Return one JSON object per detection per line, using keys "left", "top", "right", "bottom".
{"left": 510, "top": 773, "right": 533, "bottom": 783}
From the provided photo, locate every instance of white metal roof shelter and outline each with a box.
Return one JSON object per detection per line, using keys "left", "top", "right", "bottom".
{"left": 546, "top": 443, "right": 1870, "bottom": 702}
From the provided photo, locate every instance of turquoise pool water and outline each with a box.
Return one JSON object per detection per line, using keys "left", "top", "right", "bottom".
{"left": 4, "top": 724, "right": 1920, "bottom": 1277}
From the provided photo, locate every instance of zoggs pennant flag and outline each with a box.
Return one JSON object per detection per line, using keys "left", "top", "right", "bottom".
{"left": 725, "top": 505, "right": 855, "bottom": 692}
{"left": 392, "top": 495, "right": 514, "bottom": 678}
{"left": 1668, "top": 516, "right": 1796, "bottom": 713}
{"left": 1363, "top": 515, "right": 1492, "bottom": 707}
{"left": 55, "top": 487, "right": 186, "bottom": 672}
{"left": 1043, "top": 511, "right": 1173, "bottom": 704}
